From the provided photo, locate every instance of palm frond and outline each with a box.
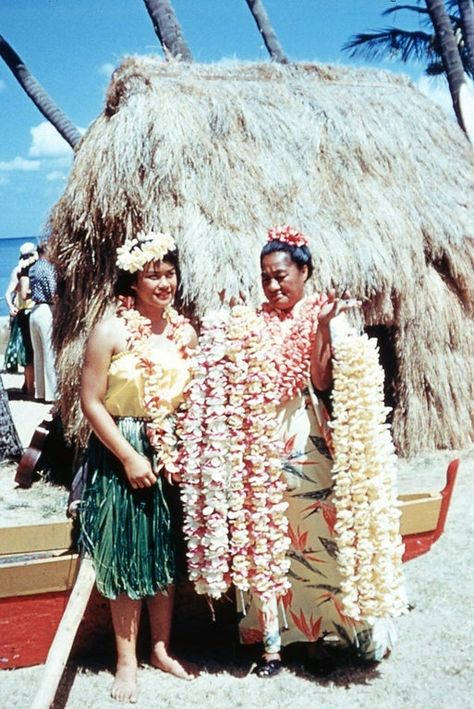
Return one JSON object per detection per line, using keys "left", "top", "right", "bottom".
{"left": 343, "top": 27, "right": 436, "bottom": 64}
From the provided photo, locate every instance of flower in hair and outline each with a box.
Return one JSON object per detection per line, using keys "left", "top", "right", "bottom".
{"left": 116, "top": 230, "right": 176, "bottom": 273}
{"left": 266, "top": 225, "right": 309, "bottom": 248}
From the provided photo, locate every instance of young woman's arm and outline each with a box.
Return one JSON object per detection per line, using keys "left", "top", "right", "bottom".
{"left": 80, "top": 318, "right": 157, "bottom": 489}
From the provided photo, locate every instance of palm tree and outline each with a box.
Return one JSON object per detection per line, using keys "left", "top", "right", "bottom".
{"left": 456, "top": 0, "right": 474, "bottom": 73}
{"left": 142, "top": 0, "right": 193, "bottom": 61}
{"left": 244, "top": 0, "right": 288, "bottom": 63}
{"left": 425, "top": 0, "right": 468, "bottom": 129}
{"left": 0, "top": 34, "right": 81, "bottom": 149}
{"left": 343, "top": 1, "right": 470, "bottom": 133}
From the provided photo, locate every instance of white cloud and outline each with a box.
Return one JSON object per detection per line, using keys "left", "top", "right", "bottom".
{"left": 28, "top": 121, "right": 73, "bottom": 158}
{"left": 46, "top": 170, "right": 66, "bottom": 182}
{"left": 417, "top": 76, "right": 454, "bottom": 118}
{"left": 98, "top": 62, "right": 115, "bottom": 79}
{"left": 0, "top": 156, "right": 41, "bottom": 171}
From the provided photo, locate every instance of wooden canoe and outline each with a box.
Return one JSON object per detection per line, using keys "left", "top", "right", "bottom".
{"left": 0, "top": 459, "right": 459, "bottom": 669}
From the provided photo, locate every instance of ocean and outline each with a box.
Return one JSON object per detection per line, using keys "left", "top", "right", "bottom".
{"left": 0, "top": 236, "right": 39, "bottom": 317}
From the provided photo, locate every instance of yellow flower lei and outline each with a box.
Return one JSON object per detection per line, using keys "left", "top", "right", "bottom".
{"left": 331, "top": 330, "right": 408, "bottom": 621}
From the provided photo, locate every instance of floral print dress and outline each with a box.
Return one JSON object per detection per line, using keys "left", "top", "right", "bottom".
{"left": 238, "top": 303, "right": 395, "bottom": 661}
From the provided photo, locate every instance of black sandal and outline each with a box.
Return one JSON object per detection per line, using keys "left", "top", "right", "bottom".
{"left": 253, "top": 658, "right": 282, "bottom": 678}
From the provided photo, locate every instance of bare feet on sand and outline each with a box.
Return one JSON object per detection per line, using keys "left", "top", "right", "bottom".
{"left": 111, "top": 660, "right": 138, "bottom": 703}
{"left": 150, "top": 647, "right": 197, "bottom": 680}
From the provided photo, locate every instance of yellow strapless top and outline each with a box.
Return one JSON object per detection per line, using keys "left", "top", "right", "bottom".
{"left": 104, "top": 344, "right": 191, "bottom": 418}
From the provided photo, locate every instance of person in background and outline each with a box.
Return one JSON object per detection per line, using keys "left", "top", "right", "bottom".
{"left": 4, "top": 242, "right": 37, "bottom": 396}
{"left": 21, "top": 242, "right": 57, "bottom": 403}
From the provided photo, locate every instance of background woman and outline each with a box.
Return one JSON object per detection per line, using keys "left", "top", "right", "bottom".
{"left": 80, "top": 231, "right": 197, "bottom": 702}
{"left": 239, "top": 226, "right": 394, "bottom": 677}
{"left": 25, "top": 243, "right": 58, "bottom": 402}
{"left": 4, "top": 242, "right": 37, "bottom": 395}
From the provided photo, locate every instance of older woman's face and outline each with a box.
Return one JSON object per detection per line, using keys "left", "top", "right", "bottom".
{"left": 261, "top": 251, "right": 308, "bottom": 311}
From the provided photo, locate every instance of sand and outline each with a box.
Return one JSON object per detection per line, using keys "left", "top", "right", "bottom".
{"left": 0, "top": 369, "right": 473, "bottom": 708}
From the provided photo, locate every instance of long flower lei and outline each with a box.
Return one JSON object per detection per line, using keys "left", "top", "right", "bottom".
{"left": 330, "top": 330, "right": 407, "bottom": 621}
{"left": 178, "top": 306, "right": 290, "bottom": 602}
{"left": 117, "top": 302, "right": 191, "bottom": 481}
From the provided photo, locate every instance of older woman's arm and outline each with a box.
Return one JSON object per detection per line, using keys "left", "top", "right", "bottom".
{"left": 311, "top": 320, "right": 332, "bottom": 391}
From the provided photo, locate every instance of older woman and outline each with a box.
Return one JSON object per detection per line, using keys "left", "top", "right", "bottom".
{"left": 239, "top": 226, "right": 395, "bottom": 677}
{"left": 80, "top": 231, "right": 197, "bottom": 702}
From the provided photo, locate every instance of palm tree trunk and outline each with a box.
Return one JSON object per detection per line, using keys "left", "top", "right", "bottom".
{"left": 424, "top": 0, "right": 467, "bottom": 131}
{"left": 0, "top": 35, "right": 81, "bottom": 149}
{"left": 457, "top": 0, "right": 474, "bottom": 75}
{"left": 142, "top": 0, "right": 193, "bottom": 61}
{"left": 245, "top": 0, "right": 288, "bottom": 63}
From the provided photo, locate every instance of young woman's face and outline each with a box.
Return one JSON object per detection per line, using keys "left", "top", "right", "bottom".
{"left": 261, "top": 251, "right": 308, "bottom": 311}
{"left": 133, "top": 259, "right": 178, "bottom": 310}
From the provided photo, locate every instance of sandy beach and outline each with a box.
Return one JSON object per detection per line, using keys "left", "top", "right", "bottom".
{"left": 0, "top": 366, "right": 473, "bottom": 708}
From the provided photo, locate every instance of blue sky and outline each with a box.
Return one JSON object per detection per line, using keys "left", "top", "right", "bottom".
{"left": 0, "top": 0, "right": 451, "bottom": 239}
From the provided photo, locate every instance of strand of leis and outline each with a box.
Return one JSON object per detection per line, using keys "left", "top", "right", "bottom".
{"left": 177, "top": 306, "right": 291, "bottom": 602}
{"left": 261, "top": 294, "right": 326, "bottom": 404}
{"left": 177, "top": 310, "right": 231, "bottom": 598}
{"left": 225, "top": 305, "right": 290, "bottom": 603}
{"left": 117, "top": 302, "right": 191, "bottom": 482}
{"left": 330, "top": 332, "right": 407, "bottom": 621}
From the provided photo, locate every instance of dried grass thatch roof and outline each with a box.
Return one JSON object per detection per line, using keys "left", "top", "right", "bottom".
{"left": 48, "top": 57, "right": 474, "bottom": 456}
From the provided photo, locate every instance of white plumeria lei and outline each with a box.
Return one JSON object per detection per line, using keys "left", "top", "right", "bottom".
{"left": 330, "top": 331, "right": 408, "bottom": 621}
{"left": 177, "top": 305, "right": 290, "bottom": 602}
{"left": 116, "top": 230, "right": 176, "bottom": 273}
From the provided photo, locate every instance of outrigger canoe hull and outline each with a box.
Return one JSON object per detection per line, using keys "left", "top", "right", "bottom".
{"left": 0, "top": 459, "right": 459, "bottom": 669}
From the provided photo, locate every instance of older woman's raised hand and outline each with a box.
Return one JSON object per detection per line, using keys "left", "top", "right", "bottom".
{"left": 317, "top": 289, "right": 360, "bottom": 327}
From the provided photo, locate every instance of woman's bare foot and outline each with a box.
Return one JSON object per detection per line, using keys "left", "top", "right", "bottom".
{"left": 150, "top": 647, "right": 196, "bottom": 680}
{"left": 111, "top": 660, "right": 138, "bottom": 703}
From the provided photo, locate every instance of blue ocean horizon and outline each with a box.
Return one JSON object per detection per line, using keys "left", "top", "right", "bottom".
{"left": 0, "top": 236, "right": 39, "bottom": 317}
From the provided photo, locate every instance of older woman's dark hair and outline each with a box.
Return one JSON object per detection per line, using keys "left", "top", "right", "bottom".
{"left": 260, "top": 240, "right": 314, "bottom": 280}
{"left": 114, "top": 248, "right": 182, "bottom": 303}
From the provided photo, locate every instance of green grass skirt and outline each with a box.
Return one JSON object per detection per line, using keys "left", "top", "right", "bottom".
{"left": 80, "top": 417, "right": 176, "bottom": 600}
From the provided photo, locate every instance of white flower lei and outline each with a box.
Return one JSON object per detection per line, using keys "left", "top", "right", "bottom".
{"left": 178, "top": 305, "right": 290, "bottom": 601}
{"left": 116, "top": 230, "right": 176, "bottom": 273}
{"left": 331, "top": 330, "right": 408, "bottom": 621}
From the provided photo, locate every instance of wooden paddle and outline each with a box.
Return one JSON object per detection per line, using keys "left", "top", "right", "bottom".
{"left": 30, "top": 557, "right": 96, "bottom": 709}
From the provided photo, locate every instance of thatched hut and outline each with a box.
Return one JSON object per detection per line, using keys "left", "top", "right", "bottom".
{"left": 48, "top": 57, "right": 474, "bottom": 457}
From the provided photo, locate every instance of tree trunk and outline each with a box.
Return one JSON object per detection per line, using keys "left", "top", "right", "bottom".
{"left": 457, "top": 0, "right": 474, "bottom": 75}
{"left": 245, "top": 0, "right": 288, "bottom": 63}
{"left": 424, "top": 0, "right": 467, "bottom": 131}
{"left": 142, "top": 0, "right": 193, "bottom": 61}
{"left": 0, "top": 35, "right": 81, "bottom": 149}
{"left": 0, "top": 378, "right": 23, "bottom": 462}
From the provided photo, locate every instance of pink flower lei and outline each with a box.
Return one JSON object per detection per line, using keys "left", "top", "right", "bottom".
{"left": 266, "top": 224, "right": 309, "bottom": 248}
{"left": 116, "top": 301, "right": 191, "bottom": 482}
{"left": 261, "top": 294, "right": 327, "bottom": 404}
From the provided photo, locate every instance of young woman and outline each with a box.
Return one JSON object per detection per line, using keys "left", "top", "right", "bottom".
{"left": 80, "top": 231, "right": 197, "bottom": 702}
{"left": 239, "top": 226, "right": 395, "bottom": 677}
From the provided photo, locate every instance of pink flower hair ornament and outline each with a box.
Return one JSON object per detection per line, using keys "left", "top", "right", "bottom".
{"left": 266, "top": 225, "right": 309, "bottom": 248}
